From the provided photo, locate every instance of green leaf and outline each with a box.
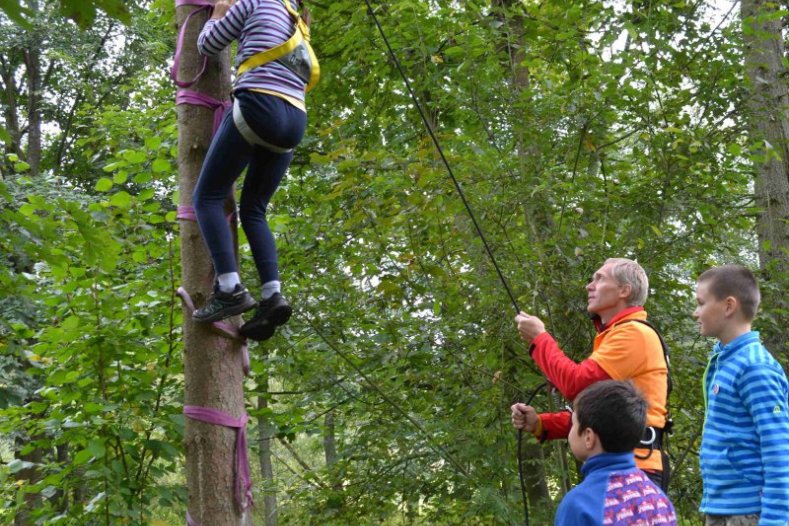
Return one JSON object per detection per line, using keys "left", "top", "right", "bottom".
{"left": 0, "top": 1, "right": 32, "bottom": 28}
{"left": 109, "top": 191, "right": 133, "bottom": 208}
{"left": 18, "top": 203, "right": 36, "bottom": 217}
{"left": 113, "top": 171, "right": 128, "bottom": 184}
{"left": 145, "top": 136, "right": 162, "bottom": 150}
{"left": 152, "top": 158, "right": 170, "bottom": 173}
{"left": 95, "top": 178, "right": 114, "bottom": 192}
{"left": 103, "top": 161, "right": 125, "bottom": 172}
{"left": 72, "top": 448, "right": 94, "bottom": 466}
{"left": 87, "top": 439, "right": 106, "bottom": 459}
{"left": 123, "top": 150, "right": 147, "bottom": 164}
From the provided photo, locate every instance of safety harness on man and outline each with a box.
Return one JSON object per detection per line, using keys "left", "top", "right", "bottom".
{"left": 233, "top": 0, "right": 320, "bottom": 152}
{"left": 622, "top": 318, "right": 674, "bottom": 491}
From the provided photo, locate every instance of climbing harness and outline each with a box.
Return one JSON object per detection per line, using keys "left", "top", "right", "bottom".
{"left": 625, "top": 318, "right": 674, "bottom": 492}
{"left": 232, "top": 98, "right": 293, "bottom": 153}
{"left": 236, "top": 0, "right": 320, "bottom": 92}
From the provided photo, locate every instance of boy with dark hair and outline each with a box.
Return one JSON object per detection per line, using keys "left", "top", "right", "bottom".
{"left": 556, "top": 380, "right": 676, "bottom": 526}
{"left": 695, "top": 265, "right": 789, "bottom": 525}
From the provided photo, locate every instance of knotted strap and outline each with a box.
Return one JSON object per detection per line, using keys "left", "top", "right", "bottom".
{"left": 176, "top": 91, "right": 231, "bottom": 136}
{"left": 184, "top": 405, "right": 254, "bottom": 512}
{"left": 172, "top": 0, "right": 214, "bottom": 88}
{"left": 176, "top": 287, "right": 251, "bottom": 376}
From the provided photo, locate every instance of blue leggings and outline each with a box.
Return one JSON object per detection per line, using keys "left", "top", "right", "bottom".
{"left": 193, "top": 90, "right": 307, "bottom": 284}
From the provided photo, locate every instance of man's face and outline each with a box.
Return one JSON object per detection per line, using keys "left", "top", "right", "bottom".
{"left": 586, "top": 263, "right": 628, "bottom": 316}
{"left": 693, "top": 280, "right": 727, "bottom": 339}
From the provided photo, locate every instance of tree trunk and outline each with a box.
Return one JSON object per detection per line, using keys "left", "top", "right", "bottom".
{"left": 24, "top": 0, "right": 41, "bottom": 176}
{"left": 741, "top": 0, "right": 789, "bottom": 357}
{"left": 323, "top": 411, "right": 338, "bottom": 468}
{"left": 175, "top": 4, "right": 248, "bottom": 525}
{"left": 13, "top": 434, "right": 43, "bottom": 526}
{"left": 493, "top": 0, "right": 551, "bottom": 508}
{"left": 257, "top": 378, "right": 278, "bottom": 526}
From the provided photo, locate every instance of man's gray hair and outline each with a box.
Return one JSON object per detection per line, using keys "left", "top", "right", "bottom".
{"left": 604, "top": 258, "right": 649, "bottom": 306}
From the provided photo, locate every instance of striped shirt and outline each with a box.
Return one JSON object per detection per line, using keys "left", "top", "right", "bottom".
{"left": 197, "top": 0, "right": 306, "bottom": 106}
{"left": 700, "top": 331, "right": 789, "bottom": 525}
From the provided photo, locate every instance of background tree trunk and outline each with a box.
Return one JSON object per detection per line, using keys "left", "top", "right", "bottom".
{"left": 175, "top": 4, "right": 248, "bottom": 525}
{"left": 258, "top": 376, "right": 279, "bottom": 526}
{"left": 13, "top": 434, "right": 43, "bottom": 526}
{"left": 741, "top": 0, "right": 789, "bottom": 357}
{"left": 23, "top": 0, "right": 41, "bottom": 176}
{"left": 493, "top": 0, "right": 551, "bottom": 507}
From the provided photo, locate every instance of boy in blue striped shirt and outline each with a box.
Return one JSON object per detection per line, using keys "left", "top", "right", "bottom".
{"left": 695, "top": 265, "right": 789, "bottom": 526}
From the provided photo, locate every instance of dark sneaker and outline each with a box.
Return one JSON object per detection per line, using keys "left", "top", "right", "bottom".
{"left": 239, "top": 293, "right": 292, "bottom": 341}
{"left": 193, "top": 284, "right": 257, "bottom": 323}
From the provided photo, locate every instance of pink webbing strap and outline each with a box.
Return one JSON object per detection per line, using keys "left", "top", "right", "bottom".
{"left": 176, "top": 91, "right": 231, "bottom": 135}
{"left": 184, "top": 406, "right": 254, "bottom": 512}
{"left": 177, "top": 205, "right": 198, "bottom": 222}
{"left": 186, "top": 512, "right": 199, "bottom": 526}
{"left": 176, "top": 287, "right": 251, "bottom": 375}
{"left": 172, "top": 0, "right": 214, "bottom": 88}
{"left": 177, "top": 205, "right": 236, "bottom": 224}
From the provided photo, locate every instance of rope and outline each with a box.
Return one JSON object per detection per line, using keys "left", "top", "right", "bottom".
{"left": 305, "top": 316, "right": 471, "bottom": 478}
{"left": 362, "top": 0, "right": 520, "bottom": 315}
{"left": 361, "top": 2, "right": 541, "bottom": 523}
{"left": 516, "top": 383, "right": 547, "bottom": 526}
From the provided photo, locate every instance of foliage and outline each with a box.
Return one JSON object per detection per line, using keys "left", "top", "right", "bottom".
{"left": 0, "top": 0, "right": 786, "bottom": 525}
{"left": 0, "top": 0, "right": 130, "bottom": 28}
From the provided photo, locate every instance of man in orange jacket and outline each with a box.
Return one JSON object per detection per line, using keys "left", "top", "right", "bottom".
{"left": 511, "top": 258, "right": 670, "bottom": 488}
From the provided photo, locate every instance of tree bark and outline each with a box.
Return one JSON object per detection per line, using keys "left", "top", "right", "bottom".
{"left": 1, "top": 55, "right": 23, "bottom": 161}
{"left": 175, "top": 4, "right": 248, "bottom": 525}
{"left": 492, "top": 0, "right": 551, "bottom": 508}
{"left": 13, "top": 434, "right": 43, "bottom": 526}
{"left": 23, "top": 0, "right": 41, "bottom": 176}
{"left": 741, "top": 0, "right": 789, "bottom": 356}
{"left": 323, "top": 410, "right": 338, "bottom": 468}
{"left": 257, "top": 378, "right": 278, "bottom": 526}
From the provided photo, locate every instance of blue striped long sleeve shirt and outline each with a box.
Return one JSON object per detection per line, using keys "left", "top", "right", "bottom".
{"left": 197, "top": 0, "right": 306, "bottom": 105}
{"left": 700, "top": 331, "right": 789, "bottom": 525}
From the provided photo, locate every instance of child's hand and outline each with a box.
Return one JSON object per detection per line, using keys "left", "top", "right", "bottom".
{"left": 511, "top": 403, "right": 538, "bottom": 432}
{"left": 211, "top": 0, "right": 235, "bottom": 20}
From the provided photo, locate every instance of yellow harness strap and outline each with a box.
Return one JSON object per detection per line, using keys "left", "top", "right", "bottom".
{"left": 236, "top": 1, "right": 320, "bottom": 92}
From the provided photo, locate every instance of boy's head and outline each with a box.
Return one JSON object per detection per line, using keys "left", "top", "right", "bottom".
{"left": 569, "top": 380, "right": 647, "bottom": 462}
{"left": 694, "top": 265, "right": 760, "bottom": 341}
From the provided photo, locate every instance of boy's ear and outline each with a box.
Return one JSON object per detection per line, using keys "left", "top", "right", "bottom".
{"left": 582, "top": 427, "right": 597, "bottom": 450}
{"left": 723, "top": 295, "right": 739, "bottom": 318}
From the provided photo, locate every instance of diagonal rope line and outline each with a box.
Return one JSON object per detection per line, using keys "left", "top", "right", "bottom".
{"left": 304, "top": 315, "right": 471, "bottom": 478}
{"left": 362, "top": 0, "right": 520, "bottom": 315}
